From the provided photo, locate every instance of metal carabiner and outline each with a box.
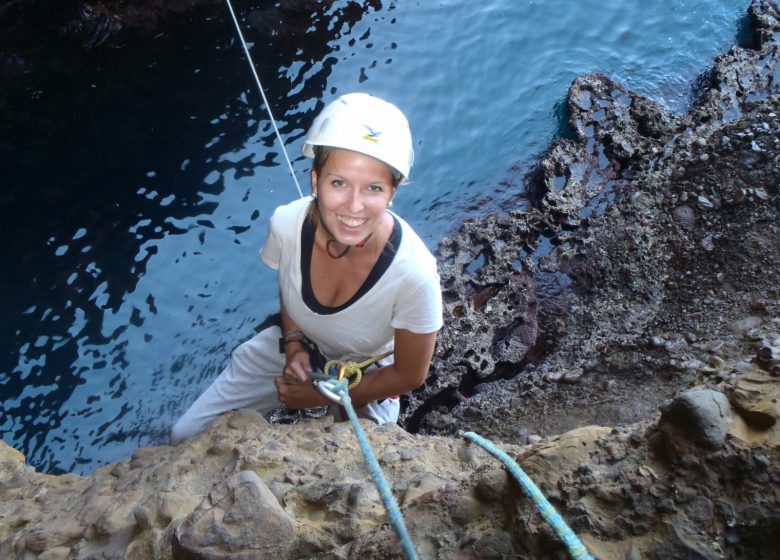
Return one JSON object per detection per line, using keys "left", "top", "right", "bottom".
{"left": 314, "top": 378, "right": 343, "bottom": 404}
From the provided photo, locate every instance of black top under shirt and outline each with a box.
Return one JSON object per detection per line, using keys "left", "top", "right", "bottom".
{"left": 300, "top": 215, "right": 402, "bottom": 315}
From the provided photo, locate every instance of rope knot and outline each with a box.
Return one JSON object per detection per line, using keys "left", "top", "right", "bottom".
{"left": 324, "top": 359, "right": 363, "bottom": 389}
{"left": 323, "top": 350, "right": 393, "bottom": 390}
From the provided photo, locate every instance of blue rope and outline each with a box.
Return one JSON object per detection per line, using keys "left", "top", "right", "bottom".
{"left": 463, "top": 432, "right": 595, "bottom": 560}
{"left": 313, "top": 371, "right": 419, "bottom": 560}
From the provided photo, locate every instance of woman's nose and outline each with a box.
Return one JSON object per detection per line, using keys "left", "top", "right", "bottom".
{"left": 347, "top": 188, "right": 363, "bottom": 212}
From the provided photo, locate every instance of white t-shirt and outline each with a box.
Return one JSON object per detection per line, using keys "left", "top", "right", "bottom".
{"left": 260, "top": 197, "right": 442, "bottom": 362}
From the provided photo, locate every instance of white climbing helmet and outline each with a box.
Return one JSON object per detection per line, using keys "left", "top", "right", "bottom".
{"left": 302, "top": 92, "right": 414, "bottom": 180}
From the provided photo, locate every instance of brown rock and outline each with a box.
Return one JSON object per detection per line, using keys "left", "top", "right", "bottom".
{"left": 173, "top": 470, "right": 296, "bottom": 559}
{"left": 725, "top": 368, "right": 780, "bottom": 430}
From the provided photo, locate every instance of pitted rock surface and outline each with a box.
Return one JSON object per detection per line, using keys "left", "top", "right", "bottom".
{"left": 401, "top": 0, "right": 780, "bottom": 445}
{"left": 3, "top": 403, "right": 780, "bottom": 559}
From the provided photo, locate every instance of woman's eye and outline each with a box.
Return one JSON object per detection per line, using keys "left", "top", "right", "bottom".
{"left": 368, "top": 184, "right": 384, "bottom": 192}
{"left": 331, "top": 179, "right": 344, "bottom": 187}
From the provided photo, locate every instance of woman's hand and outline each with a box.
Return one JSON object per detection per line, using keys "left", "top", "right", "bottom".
{"left": 283, "top": 346, "right": 311, "bottom": 383}
{"left": 274, "top": 374, "right": 327, "bottom": 409}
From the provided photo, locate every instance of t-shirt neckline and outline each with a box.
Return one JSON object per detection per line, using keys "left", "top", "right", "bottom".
{"left": 300, "top": 214, "right": 402, "bottom": 315}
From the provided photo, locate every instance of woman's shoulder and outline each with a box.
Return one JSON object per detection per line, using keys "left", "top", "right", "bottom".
{"left": 270, "top": 197, "right": 312, "bottom": 227}
{"left": 273, "top": 196, "right": 312, "bottom": 217}
{"left": 391, "top": 213, "right": 438, "bottom": 272}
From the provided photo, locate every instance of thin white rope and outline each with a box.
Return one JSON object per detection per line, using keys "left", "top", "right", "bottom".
{"left": 224, "top": 0, "right": 305, "bottom": 199}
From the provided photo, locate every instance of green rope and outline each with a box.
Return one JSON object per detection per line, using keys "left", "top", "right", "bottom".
{"left": 312, "top": 371, "right": 419, "bottom": 560}
{"left": 463, "top": 431, "right": 595, "bottom": 560}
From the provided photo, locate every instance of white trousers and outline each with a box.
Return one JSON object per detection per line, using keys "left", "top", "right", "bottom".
{"left": 170, "top": 325, "right": 399, "bottom": 445}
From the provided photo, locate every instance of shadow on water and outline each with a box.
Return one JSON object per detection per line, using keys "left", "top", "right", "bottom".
{"left": 735, "top": 5, "right": 758, "bottom": 49}
{"left": 0, "top": 0, "right": 383, "bottom": 473}
{"left": 552, "top": 95, "right": 576, "bottom": 141}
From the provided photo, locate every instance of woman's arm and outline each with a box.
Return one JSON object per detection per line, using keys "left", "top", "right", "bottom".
{"left": 274, "top": 328, "right": 438, "bottom": 409}
{"left": 279, "top": 298, "right": 313, "bottom": 383}
{"left": 349, "top": 328, "right": 437, "bottom": 402}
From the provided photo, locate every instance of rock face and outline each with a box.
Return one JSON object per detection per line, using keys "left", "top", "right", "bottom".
{"left": 2, "top": 1, "right": 780, "bottom": 559}
{"left": 2, "top": 393, "right": 780, "bottom": 559}
{"left": 403, "top": 0, "right": 780, "bottom": 444}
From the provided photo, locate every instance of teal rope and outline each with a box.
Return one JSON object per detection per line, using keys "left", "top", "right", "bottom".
{"left": 463, "top": 432, "right": 595, "bottom": 560}
{"left": 312, "top": 371, "right": 419, "bottom": 560}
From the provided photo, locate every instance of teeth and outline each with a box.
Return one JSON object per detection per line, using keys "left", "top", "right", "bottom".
{"left": 337, "top": 216, "right": 365, "bottom": 227}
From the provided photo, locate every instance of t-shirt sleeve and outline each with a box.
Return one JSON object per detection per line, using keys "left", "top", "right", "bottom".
{"left": 260, "top": 209, "right": 283, "bottom": 270}
{"left": 391, "top": 262, "right": 444, "bottom": 333}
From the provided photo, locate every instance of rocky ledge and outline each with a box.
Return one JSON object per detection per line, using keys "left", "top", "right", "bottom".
{"left": 2, "top": 1, "right": 780, "bottom": 558}
{"left": 3, "top": 383, "right": 779, "bottom": 559}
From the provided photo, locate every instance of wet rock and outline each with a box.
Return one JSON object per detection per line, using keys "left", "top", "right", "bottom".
{"left": 402, "top": 211, "right": 539, "bottom": 424}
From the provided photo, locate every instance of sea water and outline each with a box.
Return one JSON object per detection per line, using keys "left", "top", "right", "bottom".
{"left": 0, "top": 0, "right": 752, "bottom": 474}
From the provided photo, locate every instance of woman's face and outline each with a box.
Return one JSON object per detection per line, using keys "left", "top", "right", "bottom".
{"left": 312, "top": 148, "right": 396, "bottom": 246}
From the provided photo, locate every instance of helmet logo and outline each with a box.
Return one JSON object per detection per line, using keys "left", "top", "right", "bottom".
{"left": 362, "top": 124, "right": 381, "bottom": 143}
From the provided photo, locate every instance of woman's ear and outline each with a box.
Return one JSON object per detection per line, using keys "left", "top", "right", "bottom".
{"left": 311, "top": 170, "right": 318, "bottom": 198}
{"left": 388, "top": 186, "right": 398, "bottom": 207}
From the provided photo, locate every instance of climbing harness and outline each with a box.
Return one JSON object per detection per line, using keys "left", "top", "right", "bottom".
{"left": 224, "top": 0, "right": 304, "bottom": 199}
{"left": 311, "top": 366, "right": 419, "bottom": 560}
{"left": 463, "top": 432, "right": 596, "bottom": 560}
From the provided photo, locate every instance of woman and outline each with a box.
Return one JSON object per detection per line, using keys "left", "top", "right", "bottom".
{"left": 171, "top": 93, "right": 442, "bottom": 444}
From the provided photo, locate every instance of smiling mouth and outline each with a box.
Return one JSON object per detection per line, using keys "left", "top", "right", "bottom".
{"left": 337, "top": 215, "right": 367, "bottom": 228}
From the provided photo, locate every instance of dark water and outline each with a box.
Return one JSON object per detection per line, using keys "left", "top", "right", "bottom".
{"left": 1, "top": 0, "right": 751, "bottom": 474}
